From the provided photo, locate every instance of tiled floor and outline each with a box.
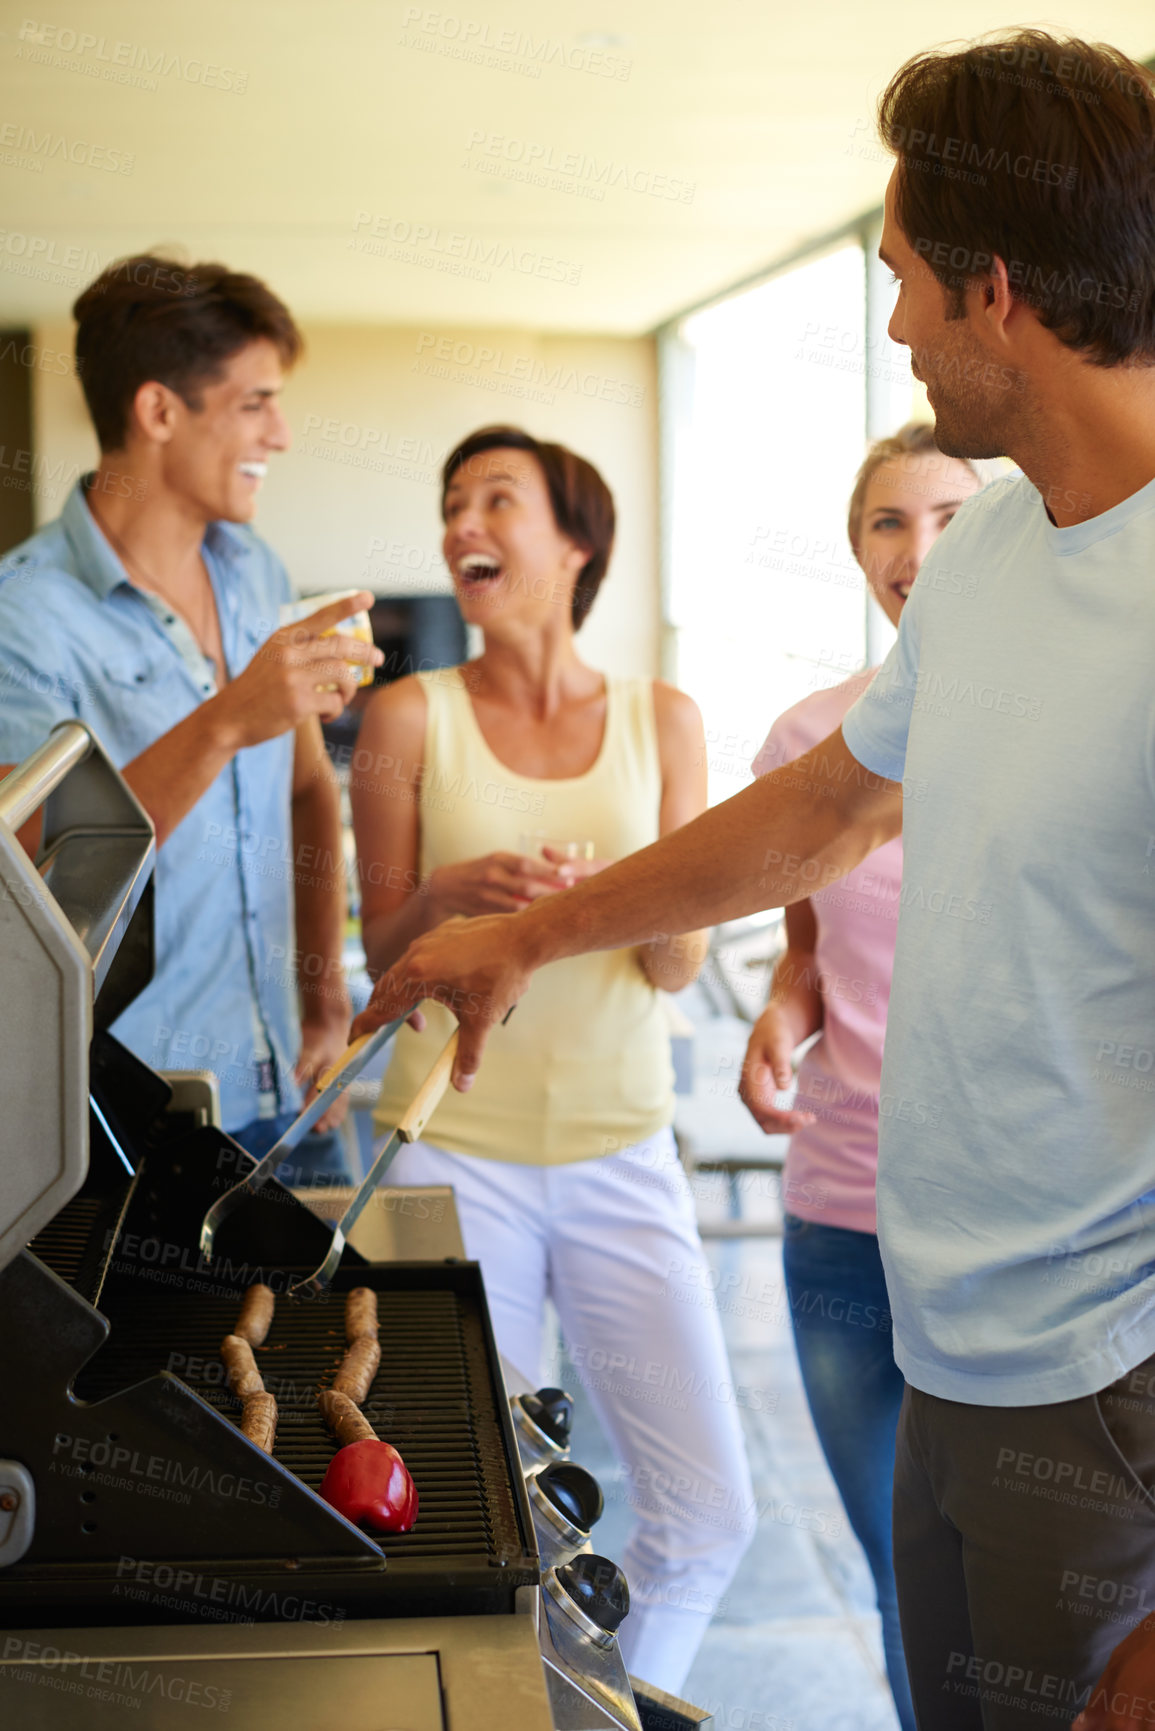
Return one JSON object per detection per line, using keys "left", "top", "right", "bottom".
{"left": 548, "top": 998, "right": 903, "bottom": 1731}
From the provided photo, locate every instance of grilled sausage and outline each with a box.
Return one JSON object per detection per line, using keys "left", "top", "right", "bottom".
{"left": 221, "top": 1333, "right": 264, "bottom": 1400}
{"left": 345, "top": 1287, "right": 378, "bottom": 1342}
{"left": 235, "top": 1283, "right": 275, "bottom": 1347}
{"left": 241, "top": 1391, "right": 277, "bottom": 1453}
{"left": 332, "top": 1334, "right": 381, "bottom": 1404}
{"left": 318, "top": 1388, "right": 378, "bottom": 1446}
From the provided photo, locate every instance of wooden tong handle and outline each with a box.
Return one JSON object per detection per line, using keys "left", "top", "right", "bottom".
{"left": 314, "top": 1031, "right": 376, "bottom": 1096}
{"left": 397, "top": 1029, "right": 459, "bottom": 1144}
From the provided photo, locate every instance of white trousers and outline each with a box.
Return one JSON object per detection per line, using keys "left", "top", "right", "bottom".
{"left": 387, "top": 1128, "right": 757, "bottom": 1693}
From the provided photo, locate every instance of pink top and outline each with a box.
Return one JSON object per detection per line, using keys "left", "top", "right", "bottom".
{"left": 752, "top": 671, "right": 902, "bottom": 1234}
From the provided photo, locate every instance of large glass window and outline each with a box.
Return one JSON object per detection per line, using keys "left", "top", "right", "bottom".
{"left": 661, "top": 236, "right": 918, "bottom": 804}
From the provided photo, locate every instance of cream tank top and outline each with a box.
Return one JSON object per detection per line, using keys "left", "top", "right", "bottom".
{"left": 372, "top": 666, "right": 674, "bottom": 1164}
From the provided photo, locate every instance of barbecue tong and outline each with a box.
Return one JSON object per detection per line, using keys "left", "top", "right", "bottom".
{"left": 292, "top": 1026, "right": 459, "bottom": 1296}
{"left": 199, "top": 1015, "right": 459, "bottom": 1292}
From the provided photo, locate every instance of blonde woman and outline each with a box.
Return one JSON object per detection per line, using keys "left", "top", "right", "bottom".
{"left": 741, "top": 424, "right": 984, "bottom": 1731}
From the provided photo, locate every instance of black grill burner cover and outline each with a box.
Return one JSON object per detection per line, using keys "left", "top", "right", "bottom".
{"left": 538, "top": 1462, "right": 605, "bottom": 1533}
{"left": 521, "top": 1386, "right": 574, "bottom": 1446}
{"left": 558, "top": 1553, "right": 630, "bottom": 1634}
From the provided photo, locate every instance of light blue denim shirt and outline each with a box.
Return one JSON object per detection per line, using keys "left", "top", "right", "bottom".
{"left": 0, "top": 480, "right": 303, "bottom": 1131}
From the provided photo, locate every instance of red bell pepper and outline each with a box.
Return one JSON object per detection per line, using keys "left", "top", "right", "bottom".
{"left": 320, "top": 1438, "right": 418, "bottom": 1534}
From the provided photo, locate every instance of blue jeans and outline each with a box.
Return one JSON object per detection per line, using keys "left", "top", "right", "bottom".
{"left": 782, "top": 1214, "right": 915, "bottom": 1731}
{"left": 231, "top": 1111, "right": 355, "bottom": 1189}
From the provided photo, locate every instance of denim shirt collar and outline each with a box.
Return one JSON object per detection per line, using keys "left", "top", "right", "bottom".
{"left": 60, "top": 478, "right": 251, "bottom": 602}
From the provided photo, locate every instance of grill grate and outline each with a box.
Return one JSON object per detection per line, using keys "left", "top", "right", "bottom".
{"left": 30, "top": 1193, "right": 126, "bottom": 1301}
{"left": 72, "top": 1271, "right": 521, "bottom": 1565}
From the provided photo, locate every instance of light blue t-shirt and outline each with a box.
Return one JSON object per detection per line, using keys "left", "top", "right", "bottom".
{"left": 843, "top": 472, "right": 1155, "bottom": 1406}
{"left": 0, "top": 481, "right": 303, "bottom": 1132}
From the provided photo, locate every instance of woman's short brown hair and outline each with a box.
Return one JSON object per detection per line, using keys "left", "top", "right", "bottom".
{"left": 72, "top": 254, "right": 303, "bottom": 450}
{"left": 878, "top": 31, "right": 1155, "bottom": 365}
{"left": 846, "top": 422, "right": 983, "bottom": 552}
{"left": 441, "top": 426, "right": 615, "bottom": 631}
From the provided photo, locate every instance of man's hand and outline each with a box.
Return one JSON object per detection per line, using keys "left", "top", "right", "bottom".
{"left": 1073, "top": 1614, "right": 1155, "bottom": 1729}
{"left": 739, "top": 1006, "right": 817, "bottom": 1133}
{"left": 213, "top": 591, "right": 383, "bottom": 750}
{"left": 350, "top": 912, "right": 540, "bottom": 1091}
{"left": 295, "top": 1016, "right": 352, "bottom": 1131}
{"left": 354, "top": 725, "right": 900, "bottom": 1092}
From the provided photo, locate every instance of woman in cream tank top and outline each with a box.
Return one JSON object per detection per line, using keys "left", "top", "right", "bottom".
{"left": 372, "top": 664, "right": 674, "bottom": 1161}
{"left": 351, "top": 426, "right": 754, "bottom": 1693}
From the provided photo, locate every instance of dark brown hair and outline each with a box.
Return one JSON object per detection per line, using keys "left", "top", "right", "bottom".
{"left": 72, "top": 254, "right": 303, "bottom": 450}
{"left": 878, "top": 31, "right": 1155, "bottom": 364}
{"left": 441, "top": 426, "right": 615, "bottom": 630}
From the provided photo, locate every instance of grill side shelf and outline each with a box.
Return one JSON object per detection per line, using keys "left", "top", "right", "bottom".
{"left": 0, "top": 1252, "right": 384, "bottom": 1572}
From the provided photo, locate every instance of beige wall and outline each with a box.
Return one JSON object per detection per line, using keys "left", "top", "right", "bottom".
{"left": 32, "top": 322, "right": 660, "bottom": 680}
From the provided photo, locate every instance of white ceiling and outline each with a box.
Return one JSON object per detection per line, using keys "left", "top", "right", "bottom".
{"left": 2, "top": 1, "right": 1153, "bottom": 335}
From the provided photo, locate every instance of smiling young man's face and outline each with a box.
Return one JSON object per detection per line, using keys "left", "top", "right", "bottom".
{"left": 155, "top": 337, "right": 291, "bottom": 524}
{"left": 880, "top": 168, "right": 1015, "bottom": 461}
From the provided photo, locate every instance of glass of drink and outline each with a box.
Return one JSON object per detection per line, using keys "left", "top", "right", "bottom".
{"left": 519, "top": 831, "right": 596, "bottom": 863}
{"left": 279, "top": 590, "right": 375, "bottom": 689}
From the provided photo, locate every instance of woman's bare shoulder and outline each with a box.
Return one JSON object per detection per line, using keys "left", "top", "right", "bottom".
{"left": 357, "top": 673, "right": 433, "bottom": 761}
{"left": 365, "top": 671, "right": 430, "bottom": 716}
{"left": 651, "top": 678, "right": 704, "bottom": 736}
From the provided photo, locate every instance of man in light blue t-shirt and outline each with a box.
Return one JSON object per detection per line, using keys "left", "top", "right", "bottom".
{"left": 351, "top": 31, "right": 1155, "bottom": 1730}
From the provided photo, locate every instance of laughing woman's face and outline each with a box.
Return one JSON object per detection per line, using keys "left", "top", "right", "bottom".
{"left": 442, "top": 447, "right": 587, "bottom": 634}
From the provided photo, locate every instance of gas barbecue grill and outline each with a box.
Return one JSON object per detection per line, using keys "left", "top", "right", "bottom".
{"left": 0, "top": 725, "right": 711, "bottom": 1730}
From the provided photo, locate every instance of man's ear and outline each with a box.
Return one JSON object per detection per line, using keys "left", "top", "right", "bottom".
{"left": 130, "top": 379, "right": 181, "bottom": 446}
{"left": 981, "top": 255, "right": 1016, "bottom": 343}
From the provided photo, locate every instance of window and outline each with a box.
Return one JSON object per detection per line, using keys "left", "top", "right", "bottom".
{"left": 660, "top": 225, "right": 918, "bottom": 803}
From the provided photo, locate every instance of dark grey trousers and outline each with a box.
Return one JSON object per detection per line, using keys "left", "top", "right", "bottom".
{"left": 893, "top": 1353, "right": 1155, "bottom": 1729}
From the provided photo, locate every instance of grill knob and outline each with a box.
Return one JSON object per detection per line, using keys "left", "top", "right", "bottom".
{"left": 556, "top": 1553, "right": 630, "bottom": 1635}
{"left": 519, "top": 1386, "right": 574, "bottom": 1447}
{"left": 536, "top": 1462, "right": 604, "bottom": 1534}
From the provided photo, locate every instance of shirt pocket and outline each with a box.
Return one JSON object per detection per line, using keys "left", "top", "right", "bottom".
{"left": 98, "top": 647, "right": 196, "bottom": 758}
{"left": 234, "top": 613, "right": 276, "bottom": 676}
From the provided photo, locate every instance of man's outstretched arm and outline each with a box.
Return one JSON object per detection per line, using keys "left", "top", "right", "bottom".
{"left": 353, "top": 725, "right": 901, "bottom": 1089}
